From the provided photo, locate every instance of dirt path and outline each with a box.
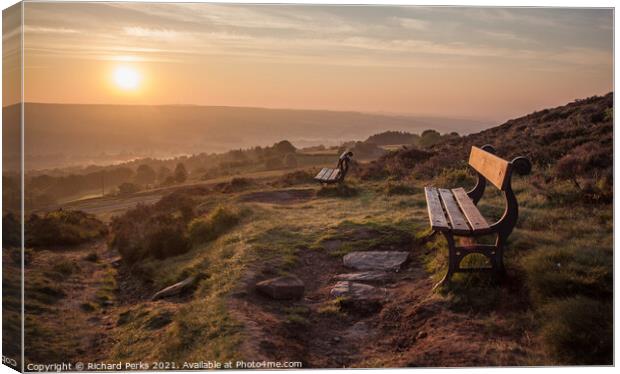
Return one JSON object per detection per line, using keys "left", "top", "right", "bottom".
{"left": 230, "top": 244, "right": 536, "bottom": 368}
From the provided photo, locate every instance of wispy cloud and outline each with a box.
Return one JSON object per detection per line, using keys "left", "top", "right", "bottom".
{"left": 25, "top": 26, "right": 79, "bottom": 34}
{"left": 393, "top": 17, "right": 429, "bottom": 31}
{"left": 123, "top": 26, "right": 187, "bottom": 41}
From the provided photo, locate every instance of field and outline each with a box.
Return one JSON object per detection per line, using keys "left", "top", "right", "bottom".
{"left": 8, "top": 166, "right": 611, "bottom": 367}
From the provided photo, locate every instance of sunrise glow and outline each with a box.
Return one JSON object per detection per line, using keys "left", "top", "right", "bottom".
{"left": 113, "top": 66, "right": 141, "bottom": 91}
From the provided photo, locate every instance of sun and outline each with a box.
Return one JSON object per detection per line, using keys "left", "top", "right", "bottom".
{"left": 113, "top": 66, "right": 141, "bottom": 91}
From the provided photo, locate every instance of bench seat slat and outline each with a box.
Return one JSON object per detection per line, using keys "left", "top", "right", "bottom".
{"left": 328, "top": 168, "right": 340, "bottom": 181}
{"left": 438, "top": 188, "right": 471, "bottom": 234}
{"left": 315, "top": 168, "right": 330, "bottom": 180}
{"left": 451, "top": 187, "right": 490, "bottom": 232}
{"left": 424, "top": 187, "right": 450, "bottom": 231}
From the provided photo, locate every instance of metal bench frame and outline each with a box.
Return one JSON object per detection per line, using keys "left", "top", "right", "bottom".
{"left": 425, "top": 145, "right": 531, "bottom": 289}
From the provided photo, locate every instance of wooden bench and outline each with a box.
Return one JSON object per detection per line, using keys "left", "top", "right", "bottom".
{"left": 424, "top": 145, "right": 531, "bottom": 289}
{"left": 314, "top": 151, "right": 353, "bottom": 184}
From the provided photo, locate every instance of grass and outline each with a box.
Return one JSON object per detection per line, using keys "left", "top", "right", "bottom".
{"left": 421, "top": 177, "right": 613, "bottom": 363}
{"left": 27, "top": 169, "right": 611, "bottom": 366}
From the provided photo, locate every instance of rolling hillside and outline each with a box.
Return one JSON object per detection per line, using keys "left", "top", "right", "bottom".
{"left": 2, "top": 103, "right": 491, "bottom": 170}
{"left": 363, "top": 93, "right": 613, "bottom": 181}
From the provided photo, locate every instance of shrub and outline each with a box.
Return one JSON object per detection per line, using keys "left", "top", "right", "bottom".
{"left": 117, "top": 182, "right": 141, "bottom": 195}
{"left": 26, "top": 210, "right": 107, "bottom": 247}
{"left": 360, "top": 147, "right": 434, "bottom": 180}
{"left": 283, "top": 153, "right": 298, "bottom": 168}
{"left": 174, "top": 163, "right": 188, "bottom": 183}
{"left": 431, "top": 168, "right": 475, "bottom": 190}
{"left": 146, "top": 225, "right": 190, "bottom": 260}
{"left": 2, "top": 212, "right": 21, "bottom": 247}
{"left": 110, "top": 194, "right": 199, "bottom": 263}
{"left": 188, "top": 206, "right": 240, "bottom": 245}
{"left": 540, "top": 296, "right": 612, "bottom": 364}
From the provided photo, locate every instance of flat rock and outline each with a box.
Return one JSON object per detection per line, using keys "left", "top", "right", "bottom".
{"left": 151, "top": 276, "right": 196, "bottom": 300}
{"left": 256, "top": 275, "right": 305, "bottom": 300}
{"left": 343, "top": 251, "right": 409, "bottom": 271}
{"left": 330, "top": 281, "right": 386, "bottom": 301}
{"left": 334, "top": 271, "right": 390, "bottom": 282}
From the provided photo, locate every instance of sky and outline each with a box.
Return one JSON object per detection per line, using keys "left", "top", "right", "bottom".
{"left": 3, "top": 2, "right": 614, "bottom": 122}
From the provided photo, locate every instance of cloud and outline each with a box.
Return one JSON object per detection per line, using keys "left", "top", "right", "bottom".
{"left": 123, "top": 26, "right": 186, "bottom": 41}
{"left": 25, "top": 26, "right": 79, "bottom": 34}
{"left": 393, "top": 17, "right": 429, "bottom": 31}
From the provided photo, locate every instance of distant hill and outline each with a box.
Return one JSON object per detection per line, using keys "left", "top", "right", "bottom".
{"left": 365, "top": 131, "right": 420, "bottom": 145}
{"left": 363, "top": 93, "right": 613, "bottom": 180}
{"left": 2, "top": 103, "right": 491, "bottom": 170}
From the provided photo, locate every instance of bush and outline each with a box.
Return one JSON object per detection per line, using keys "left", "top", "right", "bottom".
{"left": 360, "top": 147, "right": 434, "bottom": 180}
{"left": 283, "top": 153, "right": 298, "bottom": 168}
{"left": 540, "top": 296, "right": 612, "bottom": 364}
{"left": 2, "top": 212, "right": 21, "bottom": 247}
{"left": 117, "top": 182, "right": 141, "bottom": 195}
{"left": 145, "top": 226, "right": 190, "bottom": 260}
{"left": 110, "top": 193, "right": 199, "bottom": 263}
{"left": 26, "top": 210, "right": 107, "bottom": 247}
{"left": 431, "top": 168, "right": 475, "bottom": 190}
{"left": 188, "top": 206, "right": 240, "bottom": 245}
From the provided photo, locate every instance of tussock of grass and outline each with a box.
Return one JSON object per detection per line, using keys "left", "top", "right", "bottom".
{"left": 522, "top": 244, "right": 612, "bottom": 304}
{"left": 188, "top": 206, "right": 242, "bottom": 245}
{"left": 384, "top": 181, "right": 420, "bottom": 196}
{"left": 540, "top": 296, "right": 612, "bottom": 364}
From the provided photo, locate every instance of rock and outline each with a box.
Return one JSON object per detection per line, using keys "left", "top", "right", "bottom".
{"left": 256, "top": 275, "right": 305, "bottom": 300}
{"left": 151, "top": 276, "right": 197, "bottom": 300}
{"left": 343, "top": 251, "right": 409, "bottom": 271}
{"left": 416, "top": 331, "right": 428, "bottom": 340}
{"left": 333, "top": 336, "right": 341, "bottom": 342}
{"left": 330, "top": 281, "right": 386, "bottom": 300}
{"left": 331, "top": 281, "right": 387, "bottom": 314}
{"left": 334, "top": 271, "right": 390, "bottom": 282}
{"left": 344, "top": 321, "right": 373, "bottom": 340}
{"left": 109, "top": 256, "right": 123, "bottom": 267}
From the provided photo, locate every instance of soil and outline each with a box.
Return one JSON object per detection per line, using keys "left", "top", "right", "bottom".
{"left": 229, "top": 239, "right": 539, "bottom": 368}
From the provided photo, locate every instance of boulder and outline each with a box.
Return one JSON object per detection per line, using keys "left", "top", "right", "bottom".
{"left": 334, "top": 271, "right": 390, "bottom": 282}
{"left": 151, "top": 276, "right": 196, "bottom": 300}
{"left": 256, "top": 275, "right": 305, "bottom": 300}
{"left": 343, "top": 251, "right": 409, "bottom": 271}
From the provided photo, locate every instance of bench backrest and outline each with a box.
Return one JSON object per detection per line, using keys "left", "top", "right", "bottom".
{"left": 468, "top": 146, "right": 511, "bottom": 190}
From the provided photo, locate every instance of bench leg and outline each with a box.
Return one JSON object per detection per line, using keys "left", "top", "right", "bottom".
{"left": 433, "top": 232, "right": 456, "bottom": 290}
{"left": 494, "top": 242, "right": 507, "bottom": 278}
